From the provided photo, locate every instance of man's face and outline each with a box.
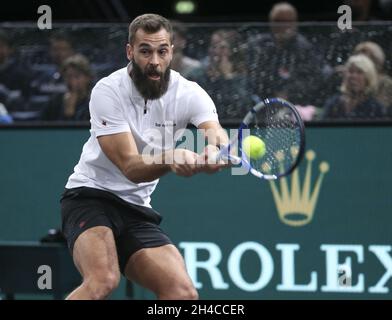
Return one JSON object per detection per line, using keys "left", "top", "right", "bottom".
{"left": 209, "top": 34, "right": 230, "bottom": 63}
{"left": 50, "top": 39, "right": 74, "bottom": 66}
{"left": 63, "top": 67, "right": 91, "bottom": 94}
{"left": 126, "top": 28, "right": 173, "bottom": 100}
{"left": 270, "top": 10, "right": 298, "bottom": 44}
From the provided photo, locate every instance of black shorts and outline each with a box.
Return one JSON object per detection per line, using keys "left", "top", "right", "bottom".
{"left": 60, "top": 187, "right": 172, "bottom": 274}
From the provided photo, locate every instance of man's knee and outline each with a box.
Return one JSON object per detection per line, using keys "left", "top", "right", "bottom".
{"left": 161, "top": 282, "right": 199, "bottom": 300}
{"left": 181, "top": 285, "right": 199, "bottom": 300}
{"left": 84, "top": 271, "right": 121, "bottom": 300}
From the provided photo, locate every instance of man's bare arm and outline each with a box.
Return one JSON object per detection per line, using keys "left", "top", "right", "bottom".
{"left": 198, "top": 120, "right": 229, "bottom": 148}
{"left": 197, "top": 121, "right": 233, "bottom": 173}
{"left": 98, "top": 132, "right": 200, "bottom": 183}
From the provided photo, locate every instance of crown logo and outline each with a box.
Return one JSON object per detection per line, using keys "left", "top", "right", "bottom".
{"left": 269, "top": 149, "right": 329, "bottom": 227}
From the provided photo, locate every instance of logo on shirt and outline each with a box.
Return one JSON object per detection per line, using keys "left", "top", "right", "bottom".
{"left": 102, "top": 120, "right": 107, "bottom": 126}
{"left": 155, "top": 121, "right": 177, "bottom": 128}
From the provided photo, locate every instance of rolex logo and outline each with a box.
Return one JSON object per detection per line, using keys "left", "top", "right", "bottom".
{"left": 269, "top": 149, "right": 329, "bottom": 227}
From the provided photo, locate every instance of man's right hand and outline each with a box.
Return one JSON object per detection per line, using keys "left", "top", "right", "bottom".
{"left": 168, "top": 149, "right": 201, "bottom": 177}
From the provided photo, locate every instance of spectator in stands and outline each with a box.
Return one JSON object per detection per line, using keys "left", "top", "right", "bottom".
{"left": 0, "top": 29, "right": 31, "bottom": 112}
{"left": 323, "top": 54, "right": 384, "bottom": 119}
{"left": 41, "top": 54, "right": 92, "bottom": 121}
{"left": 353, "top": 41, "right": 392, "bottom": 113}
{"left": 323, "top": 0, "right": 380, "bottom": 69}
{"left": 170, "top": 21, "right": 201, "bottom": 78}
{"left": 247, "top": 2, "right": 327, "bottom": 106}
{"left": 50, "top": 31, "right": 75, "bottom": 67}
{"left": 272, "top": 85, "right": 321, "bottom": 121}
{"left": 188, "top": 29, "right": 252, "bottom": 121}
{"left": 31, "top": 31, "right": 76, "bottom": 98}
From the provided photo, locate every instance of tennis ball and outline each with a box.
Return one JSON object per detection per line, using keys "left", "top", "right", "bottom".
{"left": 242, "top": 135, "right": 266, "bottom": 160}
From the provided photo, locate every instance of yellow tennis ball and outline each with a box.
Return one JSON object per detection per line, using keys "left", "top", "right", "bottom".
{"left": 242, "top": 135, "right": 266, "bottom": 160}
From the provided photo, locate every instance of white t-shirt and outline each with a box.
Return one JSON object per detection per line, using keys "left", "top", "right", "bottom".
{"left": 66, "top": 65, "right": 218, "bottom": 207}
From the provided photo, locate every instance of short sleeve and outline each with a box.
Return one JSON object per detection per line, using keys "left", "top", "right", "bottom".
{"left": 187, "top": 83, "right": 219, "bottom": 127}
{"left": 90, "top": 82, "right": 131, "bottom": 137}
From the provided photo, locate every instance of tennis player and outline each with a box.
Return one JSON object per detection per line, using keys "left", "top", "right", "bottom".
{"left": 61, "top": 14, "right": 229, "bottom": 300}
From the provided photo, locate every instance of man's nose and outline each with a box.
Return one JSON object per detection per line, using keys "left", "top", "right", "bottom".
{"left": 150, "top": 51, "right": 159, "bottom": 65}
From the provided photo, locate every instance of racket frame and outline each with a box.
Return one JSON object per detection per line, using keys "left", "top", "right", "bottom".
{"left": 216, "top": 98, "right": 306, "bottom": 180}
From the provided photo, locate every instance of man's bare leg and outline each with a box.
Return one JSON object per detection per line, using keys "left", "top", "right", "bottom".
{"left": 66, "top": 226, "right": 121, "bottom": 300}
{"left": 124, "top": 244, "right": 198, "bottom": 300}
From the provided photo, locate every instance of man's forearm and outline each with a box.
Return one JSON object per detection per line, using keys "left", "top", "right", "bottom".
{"left": 204, "top": 126, "right": 230, "bottom": 148}
{"left": 123, "top": 151, "right": 172, "bottom": 183}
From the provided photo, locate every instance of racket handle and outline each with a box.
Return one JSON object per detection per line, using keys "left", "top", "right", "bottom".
{"left": 226, "top": 154, "right": 242, "bottom": 165}
{"left": 211, "top": 150, "right": 241, "bottom": 165}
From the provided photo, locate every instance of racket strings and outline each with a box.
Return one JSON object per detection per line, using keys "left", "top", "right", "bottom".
{"left": 248, "top": 102, "right": 302, "bottom": 176}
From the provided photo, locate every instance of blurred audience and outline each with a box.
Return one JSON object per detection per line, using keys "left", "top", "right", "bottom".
{"left": 31, "top": 31, "right": 76, "bottom": 98}
{"left": 1, "top": 17, "right": 391, "bottom": 123}
{"left": 323, "top": 0, "right": 373, "bottom": 71}
{"left": 170, "top": 21, "right": 201, "bottom": 78}
{"left": 41, "top": 54, "right": 92, "bottom": 121}
{"left": 353, "top": 41, "right": 392, "bottom": 114}
{"left": 188, "top": 29, "right": 252, "bottom": 120}
{"left": 0, "top": 29, "right": 31, "bottom": 114}
{"left": 0, "top": 102, "right": 13, "bottom": 124}
{"left": 273, "top": 87, "right": 321, "bottom": 121}
{"left": 323, "top": 54, "right": 384, "bottom": 119}
{"left": 247, "top": 2, "right": 328, "bottom": 106}
{"left": 344, "top": 0, "right": 376, "bottom": 21}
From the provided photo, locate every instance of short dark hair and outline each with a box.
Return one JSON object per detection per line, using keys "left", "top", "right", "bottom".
{"left": 61, "top": 54, "right": 92, "bottom": 77}
{"left": 128, "top": 13, "right": 173, "bottom": 44}
{"left": 49, "top": 30, "right": 74, "bottom": 47}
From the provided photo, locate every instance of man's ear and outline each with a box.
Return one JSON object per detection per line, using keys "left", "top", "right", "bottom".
{"left": 126, "top": 43, "right": 133, "bottom": 61}
{"left": 169, "top": 44, "right": 174, "bottom": 59}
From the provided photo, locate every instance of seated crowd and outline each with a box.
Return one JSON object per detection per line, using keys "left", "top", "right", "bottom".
{"left": 0, "top": 2, "right": 391, "bottom": 124}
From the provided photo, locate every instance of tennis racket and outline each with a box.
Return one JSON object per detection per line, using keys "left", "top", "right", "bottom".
{"left": 214, "top": 97, "right": 305, "bottom": 180}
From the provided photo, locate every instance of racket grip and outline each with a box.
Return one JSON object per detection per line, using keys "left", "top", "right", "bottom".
{"left": 209, "top": 150, "right": 221, "bottom": 163}
{"left": 211, "top": 149, "right": 241, "bottom": 165}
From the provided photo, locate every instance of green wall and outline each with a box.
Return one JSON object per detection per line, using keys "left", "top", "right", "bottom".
{"left": 0, "top": 127, "right": 391, "bottom": 299}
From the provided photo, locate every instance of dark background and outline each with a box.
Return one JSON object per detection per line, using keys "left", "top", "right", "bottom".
{"left": 0, "top": 0, "right": 387, "bottom": 22}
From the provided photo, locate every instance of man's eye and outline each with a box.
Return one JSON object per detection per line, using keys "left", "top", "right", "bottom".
{"left": 140, "top": 49, "right": 150, "bottom": 55}
{"left": 159, "top": 50, "right": 168, "bottom": 55}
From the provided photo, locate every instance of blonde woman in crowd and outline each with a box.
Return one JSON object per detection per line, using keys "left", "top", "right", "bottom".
{"left": 323, "top": 54, "right": 384, "bottom": 120}
{"left": 354, "top": 41, "right": 392, "bottom": 114}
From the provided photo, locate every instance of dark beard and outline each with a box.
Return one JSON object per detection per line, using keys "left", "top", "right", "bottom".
{"left": 130, "top": 60, "right": 171, "bottom": 100}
